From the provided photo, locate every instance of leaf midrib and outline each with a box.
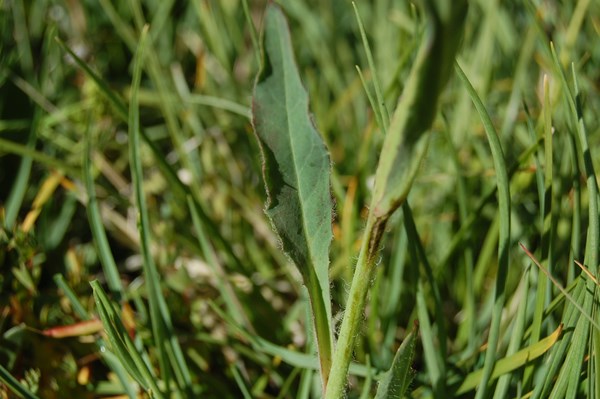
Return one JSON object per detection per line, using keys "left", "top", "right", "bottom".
{"left": 275, "top": 18, "right": 319, "bottom": 271}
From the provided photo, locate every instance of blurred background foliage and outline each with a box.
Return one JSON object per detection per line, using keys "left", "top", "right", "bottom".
{"left": 0, "top": 0, "right": 599, "bottom": 397}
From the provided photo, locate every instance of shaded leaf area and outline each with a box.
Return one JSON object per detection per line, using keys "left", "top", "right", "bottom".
{"left": 253, "top": 4, "right": 333, "bottom": 306}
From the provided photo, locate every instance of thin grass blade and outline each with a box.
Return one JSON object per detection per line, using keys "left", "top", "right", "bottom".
{"left": 352, "top": 1, "right": 389, "bottom": 132}
{"left": 91, "top": 280, "right": 165, "bottom": 399}
{"left": 127, "top": 25, "right": 192, "bottom": 394}
{"left": 456, "top": 324, "right": 563, "bottom": 395}
{"left": 83, "top": 119, "right": 123, "bottom": 299}
{"left": 3, "top": 110, "right": 37, "bottom": 229}
{"left": 492, "top": 267, "right": 531, "bottom": 399}
{"left": 54, "top": 274, "right": 137, "bottom": 398}
{"left": 456, "top": 63, "right": 511, "bottom": 399}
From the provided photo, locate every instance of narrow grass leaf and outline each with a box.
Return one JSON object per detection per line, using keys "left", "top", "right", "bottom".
{"left": 55, "top": 38, "right": 127, "bottom": 120}
{"left": 521, "top": 243, "right": 600, "bottom": 332}
{"left": 456, "top": 324, "right": 563, "bottom": 395}
{"left": 84, "top": 119, "right": 123, "bottom": 299}
{"left": 241, "top": 0, "right": 260, "bottom": 65}
{"left": 550, "top": 49, "right": 598, "bottom": 398}
{"left": 251, "top": 3, "right": 333, "bottom": 388}
{"left": 528, "top": 75, "right": 555, "bottom": 365}
{"left": 493, "top": 268, "right": 531, "bottom": 399}
{"left": 128, "top": 25, "right": 192, "bottom": 394}
{"left": 54, "top": 275, "right": 137, "bottom": 398}
{"left": 3, "top": 110, "right": 37, "bottom": 229}
{"left": 356, "top": 65, "right": 384, "bottom": 134}
{"left": 531, "top": 280, "right": 587, "bottom": 399}
{"left": 548, "top": 45, "right": 598, "bottom": 272}
{"left": 374, "top": 322, "right": 418, "bottom": 399}
{"left": 358, "top": 356, "right": 373, "bottom": 399}
{"left": 403, "top": 202, "right": 447, "bottom": 385}
{"left": 559, "top": 310, "right": 591, "bottom": 398}
{"left": 352, "top": 1, "right": 389, "bottom": 132}
{"left": 442, "top": 124, "right": 476, "bottom": 353}
{"left": 187, "top": 196, "right": 252, "bottom": 331}
{"left": 10, "top": 0, "right": 33, "bottom": 74}
{"left": 53, "top": 274, "right": 89, "bottom": 319}
{"left": 568, "top": 63, "right": 598, "bottom": 272}
{"left": 98, "top": 350, "right": 139, "bottom": 399}
{"left": 230, "top": 364, "right": 253, "bottom": 399}
{"left": 456, "top": 63, "right": 511, "bottom": 399}
{"left": 91, "top": 280, "right": 164, "bottom": 398}
{"left": 208, "top": 300, "right": 380, "bottom": 379}
{"left": 0, "top": 137, "right": 77, "bottom": 185}
{"left": 127, "top": 25, "right": 168, "bottom": 384}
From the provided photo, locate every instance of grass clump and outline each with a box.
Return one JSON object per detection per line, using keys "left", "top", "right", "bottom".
{"left": 1, "top": 0, "right": 600, "bottom": 398}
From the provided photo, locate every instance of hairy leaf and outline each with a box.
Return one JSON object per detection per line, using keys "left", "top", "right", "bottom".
{"left": 252, "top": 3, "right": 334, "bottom": 387}
{"left": 375, "top": 322, "right": 418, "bottom": 399}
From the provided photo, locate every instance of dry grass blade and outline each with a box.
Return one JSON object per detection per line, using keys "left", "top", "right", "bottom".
{"left": 520, "top": 243, "right": 600, "bottom": 332}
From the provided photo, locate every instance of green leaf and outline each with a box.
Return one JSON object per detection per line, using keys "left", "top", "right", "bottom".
{"left": 370, "top": 0, "right": 468, "bottom": 219}
{"left": 251, "top": 3, "right": 333, "bottom": 387}
{"left": 375, "top": 322, "right": 418, "bottom": 399}
{"left": 456, "top": 63, "right": 511, "bottom": 399}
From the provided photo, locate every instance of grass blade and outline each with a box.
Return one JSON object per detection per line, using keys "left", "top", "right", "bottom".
{"left": 3, "top": 110, "right": 37, "bottom": 229}
{"left": 127, "top": 24, "right": 168, "bottom": 384}
{"left": 83, "top": 118, "right": 123, "bottom": 299}
{"left": 492, "top": 268, "right": 532, "bottom": 399}
{"left": 524, "top": 73, "right": 555, "bottom": 390}
{"left": 53, "top": 275, "right": 138, "bottom": 398}
{"left": 251, "top": 4, "right": 334, "bottom": 389}
{"left": 128, "top": 25, "right": 192, "bottom": 395}
{"left": 456, "top": 63, "right": 511, "bottom": 399}
{"left": 0, "top": 135, "right": 77, "bottom": 178}
{"left": 352, "top": 1, "right": 389, "bottom": 132}
{"left": 91, "top": 280, "right": 164, "bottom": 398}
{"left": 456, "top": 324, "right": 563, "bottom": 395}
{"left": 521, "top": 243, "right": 600, "bottom": 332}
{"left": 53, "top": 274, "right": 89, "bottom": 319}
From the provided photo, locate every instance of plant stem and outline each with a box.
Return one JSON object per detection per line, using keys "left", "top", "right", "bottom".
{"left": 325, "top": 214, "right": 382, "bottom": 398}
